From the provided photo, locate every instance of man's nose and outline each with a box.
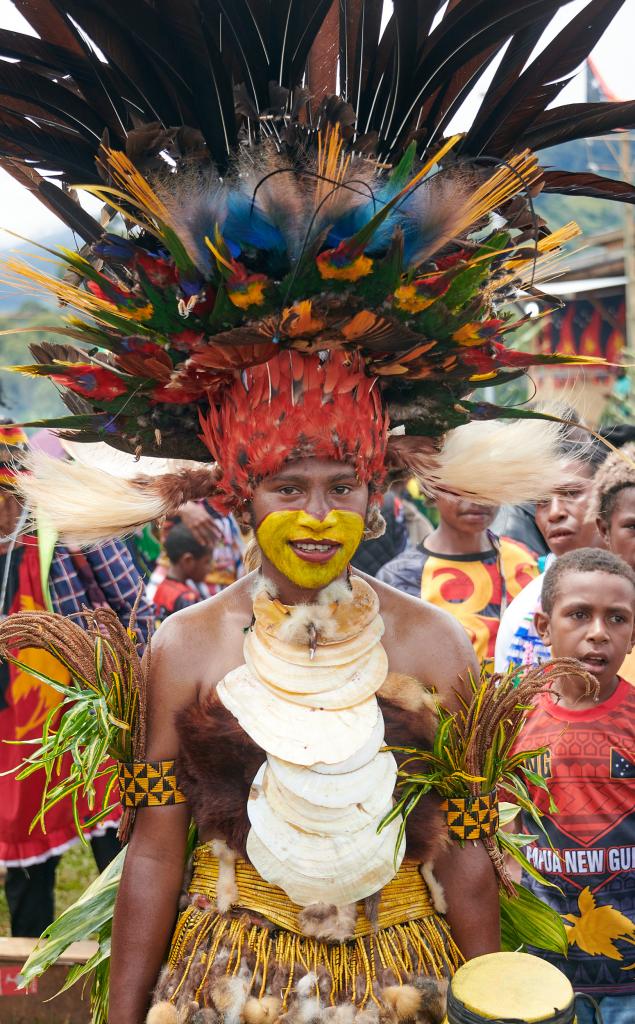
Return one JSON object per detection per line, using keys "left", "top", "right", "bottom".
{"left": 302, "top": 495, "right": 331, "bottom": 523}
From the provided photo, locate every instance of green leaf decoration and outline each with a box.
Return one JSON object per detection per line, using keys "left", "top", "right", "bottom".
{"left": 19, "top": 846, "right": 124, "bottom": 980}
{"left": 500, "top": 883, "right": 568, "bottom": 955}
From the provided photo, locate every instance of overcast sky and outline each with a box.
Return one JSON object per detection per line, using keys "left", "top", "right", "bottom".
{"left": 0, "top": 0, "right": 634, "bottom": 246}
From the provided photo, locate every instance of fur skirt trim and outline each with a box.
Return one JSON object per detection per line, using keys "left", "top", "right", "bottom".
{"left": 150, "top": 902, "right": 457, "bottom": 1024}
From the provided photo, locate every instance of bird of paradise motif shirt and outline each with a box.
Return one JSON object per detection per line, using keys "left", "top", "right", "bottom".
{"left": 377, "top": 536, "right": 537, "bottom": 662}
{"left": 514, "top": 680, "right": 635, "bottom": 994}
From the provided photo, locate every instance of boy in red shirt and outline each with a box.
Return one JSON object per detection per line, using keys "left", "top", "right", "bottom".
{"left": 515, "top": 548, "right": 635, "bottom": 1024}
{"left": 152, "top": 524, "right": 213, "bottom": 622}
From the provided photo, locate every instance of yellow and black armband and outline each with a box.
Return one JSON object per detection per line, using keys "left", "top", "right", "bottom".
{"left": 117, "top": 759, "right": 187, "bottom": 808}
{"left": 441, "top": 791, "right": 499, "bottom": 841}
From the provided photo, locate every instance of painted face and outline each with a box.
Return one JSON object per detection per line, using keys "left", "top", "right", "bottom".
{"left": 256, "top": 508, "right": 365, "bottom": 588}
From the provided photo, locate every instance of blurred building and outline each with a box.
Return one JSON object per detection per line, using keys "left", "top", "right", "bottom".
{"left": 531, "top": 230, "right": 628, "bottom": 425}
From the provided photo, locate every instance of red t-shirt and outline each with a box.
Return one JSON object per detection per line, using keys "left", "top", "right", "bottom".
{"left": 153, "top": 577, "right": 202, "bottom": 622}
{"left": 514, "top": 679, "right": 635, "bottom": 994}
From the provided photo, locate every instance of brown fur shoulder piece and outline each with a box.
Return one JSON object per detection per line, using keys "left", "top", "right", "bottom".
{"left": 175, "top": 687, "right": 264, "bottom": 856}
{"left": 378, "top": 672, "right": 438, "bottom": 748}
{"left": 379, "top": 673, "right": 447, "bottom": 867}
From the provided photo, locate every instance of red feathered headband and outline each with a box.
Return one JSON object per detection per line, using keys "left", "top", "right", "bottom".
{"left": 199, "top": 350, "right": 389, "bottom": 514}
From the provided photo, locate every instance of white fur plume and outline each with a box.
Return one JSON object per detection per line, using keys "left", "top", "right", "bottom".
{"left": 59, "top": 439, "right": 202, "bottom": 479}
{"left": 430, "top": 418, "right": 565, "bottom": 504}
{"left": 17, "top": 451, "right": 217, "bottom": 547}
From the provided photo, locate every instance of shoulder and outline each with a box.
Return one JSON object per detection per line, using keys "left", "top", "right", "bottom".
{"left": 148, "top": 573, "right": 255, "bottom": 705}
{"left": 499, "top": 535, "right": 536, "bottom": 556}
{"left": 364, "top": 572, "right": 477, "bottom": 709}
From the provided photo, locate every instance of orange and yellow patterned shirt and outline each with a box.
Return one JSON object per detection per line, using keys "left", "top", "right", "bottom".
{"left": 377, "top": 536, "right": 538, "bottom": 663}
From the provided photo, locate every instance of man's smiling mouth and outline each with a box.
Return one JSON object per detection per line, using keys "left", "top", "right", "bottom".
{"left": 289, "top": 539, "right": 342, "bottom": 560}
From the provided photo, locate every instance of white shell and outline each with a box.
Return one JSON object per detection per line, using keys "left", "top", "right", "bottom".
{"left": 251, "top": 614, "right": 385, "bottom": 670}
{"left": 217, "top": 665, "right": 380, "bottom": 765}
{"left": 244, "top": 626, "right": 387, "bottom": 700}
{"left": 263, "top": 775, "right": 370, "bottom": 835}
{"left": 312, "top": 710, "right": 386, "bottom": 775}
{"left": 257, "top": 755, "right": 397, "bottom": 831}
{"left": 266, "top": 749, "right": 397, "bottom": 810}
{"left": 245, "top": 639, "right": 388, "bottom": 710}
{"left": 246, "top": 794, "right": 405, "bottom": 906}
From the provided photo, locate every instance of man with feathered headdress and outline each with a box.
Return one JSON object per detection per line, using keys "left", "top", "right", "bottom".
{"left": 0, "top": 3, "right": 635, "bottom": 1023}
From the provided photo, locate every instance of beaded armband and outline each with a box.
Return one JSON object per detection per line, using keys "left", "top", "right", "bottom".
{"left": 441, "top": 791, "right": 499, "bottom": 841}
{"left": 117, "top": 760, "right": 187, "bottom": 808}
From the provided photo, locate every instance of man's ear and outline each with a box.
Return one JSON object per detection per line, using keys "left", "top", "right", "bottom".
{"left": 597, "top": 515, "right": 610, "bottom": 547}
{"left": 534, "top": 610, "right": 551, "bottom": 647}
{"left": 628, "top": 616, "right": 635, "bottom": 655}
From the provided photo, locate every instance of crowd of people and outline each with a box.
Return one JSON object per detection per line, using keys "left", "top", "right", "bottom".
{"left": 2, "top": 415, "right": 635, "bottom": 1022}
{"left": 361, "top": 423, "right": 635, "bottom": 1022}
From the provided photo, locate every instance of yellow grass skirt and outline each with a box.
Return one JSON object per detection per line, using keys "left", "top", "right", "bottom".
{"left": 152, "top": 846, "right": 462, "bottom": 1023}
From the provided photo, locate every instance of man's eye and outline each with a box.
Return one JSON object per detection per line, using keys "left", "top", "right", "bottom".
{"left": 570, "top": 610, "right": 587, "bottom": 619}
{"left": 278, "top": 486, "right": 301, "bottom": 495}
{"left": 611, "top": 615, "right": 626, "bottom": 624}
{"left": 332, "top": 485, "right": 352, "bottom": 495}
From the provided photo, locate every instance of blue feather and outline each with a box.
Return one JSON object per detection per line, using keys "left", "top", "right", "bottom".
{"left": 224, "top": 193, "right": 286, "bottom": 252}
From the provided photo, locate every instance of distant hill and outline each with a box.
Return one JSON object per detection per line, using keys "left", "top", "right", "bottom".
{"left": 535, "top": 137, "right": 628, "bottom": 235}
{"left": 0, "top": 300, "right": 69, "bottom": 424}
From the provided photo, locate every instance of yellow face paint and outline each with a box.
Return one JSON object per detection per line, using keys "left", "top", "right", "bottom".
{"left": 256, "top": 509, "right": 365, "bottom": 589}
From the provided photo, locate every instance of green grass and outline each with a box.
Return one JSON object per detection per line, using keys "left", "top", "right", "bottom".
{"left": 0, "top": 843, "right": 98, "bottom": 937}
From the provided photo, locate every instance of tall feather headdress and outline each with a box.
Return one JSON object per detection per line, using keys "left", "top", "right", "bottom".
{"left": 1, "top": 0, "right": 634, "bottom": 541}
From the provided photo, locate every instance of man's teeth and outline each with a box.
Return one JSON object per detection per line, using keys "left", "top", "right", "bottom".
{"left": 294, "top": 542, "right": 333, "bottom": 552}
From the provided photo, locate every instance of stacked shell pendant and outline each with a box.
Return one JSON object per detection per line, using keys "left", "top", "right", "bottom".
{"left": 217, "top": 577, "right": 404, "bottom": 907}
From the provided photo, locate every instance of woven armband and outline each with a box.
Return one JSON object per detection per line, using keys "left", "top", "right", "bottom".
{"left": 441, "top": 791, "right": 499, "bottom": 841}
{"left": 117, "top": 760, "right": 187, "bottom": 808}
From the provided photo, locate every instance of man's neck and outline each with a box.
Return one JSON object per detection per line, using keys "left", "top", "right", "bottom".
{"left": 259, "top": 557, "right": 349, "bottom": 605}
{"left": 424, "top": 523, "right": 492, "bottom": 556}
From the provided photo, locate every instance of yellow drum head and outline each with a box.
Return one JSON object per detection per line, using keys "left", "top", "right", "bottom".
{"left": 448, "top": 952, "right": 574, "bottom": 1023}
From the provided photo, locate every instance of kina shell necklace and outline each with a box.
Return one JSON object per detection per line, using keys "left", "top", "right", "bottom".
{"left": 216, "top": 575, "right": 404, "bottom": 907}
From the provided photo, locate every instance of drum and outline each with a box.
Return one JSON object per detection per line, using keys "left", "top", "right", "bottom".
{"left": 446, "top": 952, "right": 576, "bottom": 1023}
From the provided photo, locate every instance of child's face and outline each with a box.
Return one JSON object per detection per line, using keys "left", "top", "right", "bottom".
{"left": 434, "top": 491, "right": 497, "bottom": 537}
{"left": 182, "top": 549, "right": 213, "bottom": 583}
{"left": 535, "top": 570, "right": 635, "bottom": 689}
{"left": 600, "top": 486, "right": 635, "bottom": 570}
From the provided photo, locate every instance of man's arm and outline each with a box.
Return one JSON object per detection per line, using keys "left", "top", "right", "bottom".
{"left": 430, "top": 623, "right": 501, "bottom": 957}
{"left": 432, "top": 618, "right": 501, "bottom": 957}
{"left": 434, "top": 838, "right": 501, "bottom": 958}
{"left": 375, "top": 587, "right": 502, "bottom": 960}
{"left": 108, "top": 620, "right": 193, "bottom": 1024}
{"left": 108, "top": 804, "right": 189, "bottom": 1024}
